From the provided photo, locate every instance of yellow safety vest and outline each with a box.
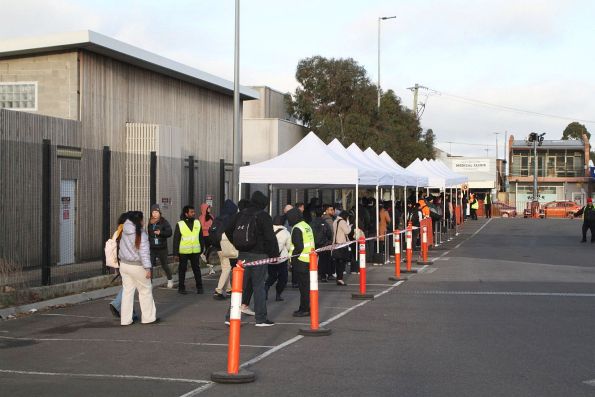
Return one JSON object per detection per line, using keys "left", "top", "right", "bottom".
{"left": 471, "top": 200, "right": 479, "bottom": 210}
{"left": 290, "top": 221, "right": 315, "bottom": 263}
{"left": 178, "top": 220, "right": 201, "bottom": 254}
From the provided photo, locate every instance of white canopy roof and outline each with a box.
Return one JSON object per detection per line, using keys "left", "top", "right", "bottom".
{"left": 366, "top": 148, "right": 426, "bottom": 187}
{"left": 345, "top": 143, "right": 404, "bottom": 186}
{"left": 327, "top": 140, "right": 393, "bottom": 186}
{"left": 239, "top": 132, "right": 358, "bottom": 187}
{"left": 407, "top": 159, "right": 450, "bottom": 188}
{"left": 379, "top": 152, "right": 429, "bottom": 187}
{"left": 428, "top": 160, "right": 468, "bottom": 185}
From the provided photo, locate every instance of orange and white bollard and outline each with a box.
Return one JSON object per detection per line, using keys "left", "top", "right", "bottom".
{"left": 211, "top": 261, "right": 255, "bottom": 384}
{"left": 402, "top": 221, "right": 417, "bottom": 274}
{"left": 389, "top": 229, "right": 407, "bottom": 281}
{"left": 352, "top": 236, "right": 374, "bottom": 300}
{"left": 299, "top": 250, "right": 331, "bottom": 336}
{"left": 417, "top": 225, "right": 434, "bottom": 266}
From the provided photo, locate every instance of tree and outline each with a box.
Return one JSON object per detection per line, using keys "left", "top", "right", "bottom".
{"left": 562, "top": 122, "right": 590, "bottom": 140}
{"left": 287, "top": 56, "right": 434, "bottom": 165}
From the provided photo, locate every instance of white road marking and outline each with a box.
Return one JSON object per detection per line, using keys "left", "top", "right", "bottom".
{"left": 0, "top": 369, "right": 211, "bottom": 384}
{"left": 0, "top": 335, "right": 272, "bottom": 349}
{"left": 454, "top": 218, "right": 492, "bottom": 249}
{"left": 179, "top": 382, "right": 215, "bottom": 396}
{"left": 40, "top": 313, "right": 110, "bottom": 319}
{"left": 583, "top": 379, "right": 595, "bottom": 387}
{"left": 407, "top": 291, "right": 595, "bottom": 297}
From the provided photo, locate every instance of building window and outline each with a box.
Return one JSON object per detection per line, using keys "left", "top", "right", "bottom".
{"left": 0, "top": 82, "right": 37, "bottom": 111}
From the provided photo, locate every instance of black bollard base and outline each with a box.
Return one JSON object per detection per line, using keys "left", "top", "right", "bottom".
{"left": 417, "top": 260, "right": 434, "bottom": 266}
{"left": 299, "top": 327, "right": 332, "bottom": 337}
{"left": 401, "top": 268, "right": 418, "bottom": 274}
{"left": 389, "top": 276, "right": 408, "bottom": 281}
{"left": 211, "top": 369, "right": 256, "bottom": 384}
{"left": 351, "top": 293, "right": 375, "bottom": 300}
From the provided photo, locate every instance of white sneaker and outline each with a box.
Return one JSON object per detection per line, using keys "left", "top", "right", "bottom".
{"left": 241, "top": 305, "right": 255, "bottom": 316}
{"left": 167, "top": 280, "right": 174, "bottom": 289}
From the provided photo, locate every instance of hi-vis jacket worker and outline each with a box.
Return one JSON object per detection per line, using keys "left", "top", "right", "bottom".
{"left": 173, "top": 205, "right": 204, "bottom": 295}
{"left": 286, "top": 208, "right": 315, "bottom": 317}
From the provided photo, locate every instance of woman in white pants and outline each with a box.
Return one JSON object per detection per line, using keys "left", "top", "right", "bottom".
{"left": 118, "top": 211, "right": 158, "bottom": 325}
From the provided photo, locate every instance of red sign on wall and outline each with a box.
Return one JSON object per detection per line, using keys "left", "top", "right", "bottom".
{"left": 63, "top": 210, "right": 70, "bottom": 220}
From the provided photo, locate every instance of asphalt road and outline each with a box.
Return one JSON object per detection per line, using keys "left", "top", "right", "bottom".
{"left": 1, "top": 218, "right": 595, "bottom": 396}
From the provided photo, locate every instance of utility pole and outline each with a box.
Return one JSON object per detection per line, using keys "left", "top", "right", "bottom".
{"left": 377, "top": 16, "right": 396, "bottom": 110}
{"left": 411, "top": 83, "right": 419, "bottom": 116}
{"left": 494, "top": 132, "right": 500, "bottom": 160}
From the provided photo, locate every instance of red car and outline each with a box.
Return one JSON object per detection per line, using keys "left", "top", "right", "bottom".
{"left": 543, "top": 201, "right": 582, "bottom": 218}
{"left": 492, "top": 202, "right": 517, "bottom": 218}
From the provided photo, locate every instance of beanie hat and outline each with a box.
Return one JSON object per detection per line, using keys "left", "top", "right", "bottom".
{"left": 588, "top": 198, "right": 593, "bottom": 204}
{"left": 150, "top": 204, "right": 161, "bottom": 213}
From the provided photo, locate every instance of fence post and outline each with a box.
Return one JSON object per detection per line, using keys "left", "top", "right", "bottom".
{"left": 188, "top": 155, "right": 195, "bottom": 207}
{"left": 219, "top": 159, "right": 225, "bottom": 212}
{"left": 352, "top": 236, "right": 374, "bottom": 300}
{"left": 300, "top": 250, "right": 332, "bottom": 336}
{"left": 101, "top": 146, "right": 111, "bottom": 274}
{"left": 211, "top": 261, "right": 255, "bottom": 384}
{"left": 41, "top": 139, "right": 51, "bottom": 286}
{"left": 150, "top": 151, "right": 157, "bottom": 207}
{"left": 389, "top": 229, "right": 406, "bottom": 281}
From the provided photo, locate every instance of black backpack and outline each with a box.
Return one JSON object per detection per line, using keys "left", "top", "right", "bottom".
{"left": 310, "top": 219, "right": 332, "bottom": 248}
{"left": 232, "top": 210, "right": 260, "bottom": 251}
{"left": 208, "top": 216, "right": 226, "bottom": 247}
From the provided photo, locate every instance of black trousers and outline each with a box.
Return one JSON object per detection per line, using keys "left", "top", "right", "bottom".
{"left": 318, "top": 251, "right": 331, "bottom": 278}
{"left": 150, "top": 248, "right": 172, "bottom": 279}
{"left": 485, "top": 204, "right": 492, "bottom": 218}
{"left": 178, "top": 253, "right": 203, "bottom": 291}
{"left": 293, "top": 260, "right": 310, "bottom": 312}
{"left": 470, "top": 209, "right": 477, "bottom": 220}
{"left": 582, "top": 223, "right": 595, "bottom": 241}
{"left": 265, "top": 261, "right": 288, "bottom": 296}
{"left": 332, "top": 257, "right": 347, "bottom": 281}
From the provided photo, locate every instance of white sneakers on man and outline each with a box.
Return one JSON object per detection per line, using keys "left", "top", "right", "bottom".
{"left": 240, "top": 304, "right": 255, "bottom": 316}
{"left": 167, "top": 280, "right": 174, "bottom": 289}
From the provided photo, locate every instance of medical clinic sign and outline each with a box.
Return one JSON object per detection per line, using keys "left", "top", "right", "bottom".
{"left": 452, "top": 159, "right": 490, "bottom": 172}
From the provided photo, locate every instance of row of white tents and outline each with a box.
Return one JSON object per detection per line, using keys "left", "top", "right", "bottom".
{"left": 239, "top": 132, "right": 469, "bottom": 243}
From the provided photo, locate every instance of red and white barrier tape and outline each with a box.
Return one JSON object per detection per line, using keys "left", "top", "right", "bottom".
{"left": 240, "top": 228, "right": 419, "bottom": 268}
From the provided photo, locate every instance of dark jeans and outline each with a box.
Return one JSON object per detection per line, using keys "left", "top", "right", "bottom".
{"left": 582, "top": 223, "right": 595, "bottom": 241}
{"left": 150, "top": 248, "right": 172, "bottom": 280}
{"left": 239, "top": 253, "right": 268, "bottom": 323}
{"left": 292, "top": 259, "right": 310, "bottom": 312}
{"left": 265, "top": 261, "right": 288, "bottom": 296}
{"left": 318, "top": 251, "right": 331, "bottom": 278}
{"left": 484, "top": 204, "right": 491, "bottom": 218}
{"left": 332, "top": 258, "right": 347, "bottom": 281}
{"left": 178, "top": 253, "right": 203, "bottom": 291}
{"left": 470, "top": 209, "right": 477, "bottom": 220}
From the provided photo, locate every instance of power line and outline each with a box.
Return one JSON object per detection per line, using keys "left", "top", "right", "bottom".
{"left": 436, "top": 140, "right": 495, "bottom": 147}
{"left": 426, "top": 87, "right": 595, "bottom": 125}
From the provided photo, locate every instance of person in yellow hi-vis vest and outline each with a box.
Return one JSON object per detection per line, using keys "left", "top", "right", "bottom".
{"left": 173, "top": 205, "right": 203, "bottom": 295}
{"left": 286, "top": 207, "right": 315, "bottom": 317}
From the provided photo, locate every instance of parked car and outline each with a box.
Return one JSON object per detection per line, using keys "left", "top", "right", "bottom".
{"left": 492, "top": 202, "right": 517, "bottom": 218}
{"left": 543, "top": 201, "right": 582, "bottom": 218}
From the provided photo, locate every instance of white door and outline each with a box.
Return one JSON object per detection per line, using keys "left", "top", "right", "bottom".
{"left": 59, "top": 180, "right": 76, "bottom": 265}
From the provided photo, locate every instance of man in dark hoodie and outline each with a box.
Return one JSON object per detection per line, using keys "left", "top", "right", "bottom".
{"left": 211, "top": 199, "right": 239, "bottom": 300}
{"left": 286, "top": 207, "right": 315, "bottom": 317}
{"left": 173, "top": 205, "right": 204, "bottom": 295}
{"left": 225, "top": 191, "right": 278, "bottom": 327}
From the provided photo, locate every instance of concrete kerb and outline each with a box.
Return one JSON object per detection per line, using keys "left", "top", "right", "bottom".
{"left": 0, "top": 265, "right": 220, "bottom": 320}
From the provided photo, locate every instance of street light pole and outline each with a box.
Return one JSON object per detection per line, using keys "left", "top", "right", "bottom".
{"left": 233, "top": 0, "right": 241, "bottom": 201}
{"left": 377, "top": 16, "right": 396, "bottom": 109}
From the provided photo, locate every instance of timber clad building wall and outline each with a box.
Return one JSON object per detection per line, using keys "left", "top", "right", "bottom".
{"left": 0, "top": 48, "right": 240, "bottom": 279}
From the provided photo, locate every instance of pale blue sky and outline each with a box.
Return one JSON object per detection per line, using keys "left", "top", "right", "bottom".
{"left": 3, "top": 0, "right": 595, "bottom": 157}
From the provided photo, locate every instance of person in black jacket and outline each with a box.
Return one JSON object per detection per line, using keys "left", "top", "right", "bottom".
{"left": 148, "top": 204, "right": 174, "bottom": 288}
{"left": 212, "top": 199, "right": 239, "bottom": 300}
{"left": 575, "top": 198, "right": 595, "bottom": 243}
{"left": 225, "top": 191, "right": 278, "bottom": 327}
